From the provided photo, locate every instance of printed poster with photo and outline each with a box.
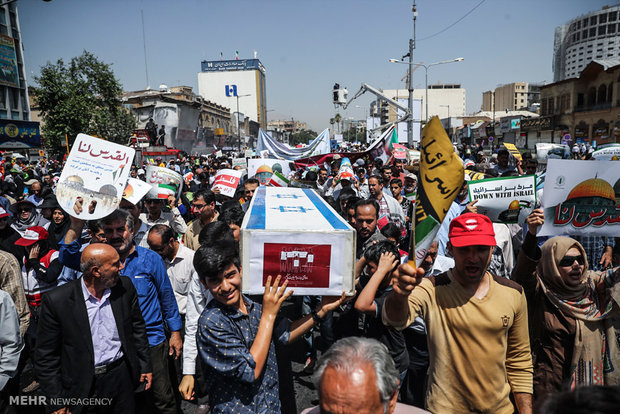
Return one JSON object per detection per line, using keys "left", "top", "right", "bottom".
{"left": 56, "top": 134, "right": 135, "bottom": 220}
{"left": 540, "top": 159, "right": 620, "bottom": 237}
{"left": 468, "top": 175, "right": 536, "bottom": 224}
{"left": 247, "top": 158, "right": 293, "bottom": 185}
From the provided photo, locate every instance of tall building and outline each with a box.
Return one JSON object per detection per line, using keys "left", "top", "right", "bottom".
{"left": 197, "top": 58, "right": 267, "bottom": 132}
{"left": 481, "top": 82, "right": 541, "bottom": 112}
{"left": 553, "top": 4, "right": 620, "bottom": 82}
{"left": 381, "top": 84, "right": 466, "bottom": 122}
{"left": 0, "top": 2, "right": 29, "bottom": 121}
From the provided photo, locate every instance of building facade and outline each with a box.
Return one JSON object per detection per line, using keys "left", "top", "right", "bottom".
{"left": 540, "top": 59, "right": 620, "bottom": 144}
{"left": 481, "top": 82, "right": 541, "bottom": 112}
{"left": 553, "top": 4, "right": 620, "bottom": 82}
{"left": 123, "top": 86, "right": 231, "bottom": 153}
{"left": 197, "top": 59, "right": 267, "bottom": 132}
{"left": 381, "top": 84, "right": 466, "bottom": 122}
{"left": 0, "top": 2, "right": 29, "bottom": 121}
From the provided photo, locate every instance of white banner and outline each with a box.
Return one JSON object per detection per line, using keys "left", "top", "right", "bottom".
{"left": 212, "top": 169, "right": 242, "bottom": 198}
{"left": 540, "top": 159, "right": 620, "bottom": 236}
{"left": 123, "top": 178, "right": 152, "bottom": 205}
{"left": 468, "top": 175, "right": 536, "bottom": 224}
{"left": 56, "top": 134, "right": 134, "bottom": 220}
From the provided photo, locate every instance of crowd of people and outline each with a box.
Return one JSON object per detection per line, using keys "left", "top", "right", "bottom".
{"left": 0, "top": 144, "right": 619, "bottom": 414}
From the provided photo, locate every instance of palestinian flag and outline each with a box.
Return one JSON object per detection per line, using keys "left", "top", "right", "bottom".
{"left": 268, "top": 171, "right": 289, "bottom": 187}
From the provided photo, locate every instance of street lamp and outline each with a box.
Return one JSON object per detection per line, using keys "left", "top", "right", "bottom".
{"left": 389, "top": 57, "right": 463, "bottom": 124}
{"left": 236, "top": 93, "right": 251, "bottom": 150}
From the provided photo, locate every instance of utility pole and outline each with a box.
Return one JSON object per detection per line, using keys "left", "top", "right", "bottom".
{"left": 407, "top": 1, "right": 417, "bottom": 147}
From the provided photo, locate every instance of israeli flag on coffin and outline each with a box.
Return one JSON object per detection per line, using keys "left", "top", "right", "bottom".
{"left": 225, "top": 85, "right": 237, "bottom": 97}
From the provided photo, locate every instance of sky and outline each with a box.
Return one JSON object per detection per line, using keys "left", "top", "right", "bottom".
{"left": 20, "top": 0, "right": 612, "bottom": 132}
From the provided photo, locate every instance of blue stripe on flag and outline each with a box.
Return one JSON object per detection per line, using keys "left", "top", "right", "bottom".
{"left": 246, "top": 187, "right": 266, "bottom": 229}
{"left": 303, "top": 188, "right": 349, "bottom": 230}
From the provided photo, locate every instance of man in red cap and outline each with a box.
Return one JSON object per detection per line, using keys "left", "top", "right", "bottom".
{"left": 383, "top": 213, "right": 533, "bottom": 414}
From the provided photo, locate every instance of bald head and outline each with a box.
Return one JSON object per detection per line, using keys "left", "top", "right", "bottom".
{"left": 81, "top": 243, "right": 122, "bottom": 290}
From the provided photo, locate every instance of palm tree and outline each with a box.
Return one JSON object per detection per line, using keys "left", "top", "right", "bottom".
{"left": 334, "top": 113, "right": 342, "bottom": 134}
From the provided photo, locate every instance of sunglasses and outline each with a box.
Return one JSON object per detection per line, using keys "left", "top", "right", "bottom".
{"left": 558, "top": 255, "right": 585, "bottom": 267}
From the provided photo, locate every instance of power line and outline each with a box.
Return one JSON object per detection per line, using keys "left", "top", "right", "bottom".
{"left": 418, "top": 0, "right": 487, "bottom": 41}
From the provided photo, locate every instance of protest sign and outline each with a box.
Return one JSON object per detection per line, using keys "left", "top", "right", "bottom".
{"left": 392, "top": 143, "right": 407, "bottom": 160}
{"left": 232, "top": 157, "right": 247, "bottom": 169}
{"left": 503, "top": 143, "right": 522, "bottom": 161}
{"left": 212, "top": 169, "right": 242, "bottom": 197}
{"left": 56, "top": 134, "right": 134, "bottom": 220}
{"left": 241, "top": 187, "right": 355, "bottom": 296}
{"left": 539, "top": 159, "right": 620, "bottom": 237}
{"left": 412, "top": 117, "right": 464, "bottom": 264}
{"left": 145, "top": 165, "right": 183, "bottom": 200}
{"left": 267, "top": 171, "right": 289, "bottom": 187}
{"left": 123, "top": 178, "right": 152, "bottom": 205}
{"left": 248, "top": 158, "right": 293, "bottom": 185}
{"left": 215, "top": 150, "right": 222, "bottom": 158}
{"left": 465, "top": 169, "right": 486, "bottom": 181}
{"left": 468, "top": 175, "right": 536, "bottom": 224}
{"left": 245, "top": 149, "right": 253, "bottom": 158}
{"left": 592, "top": 144, "right": 620, "bottom": 161}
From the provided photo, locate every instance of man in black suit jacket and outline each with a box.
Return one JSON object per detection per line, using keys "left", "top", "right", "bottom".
{"left": 35, "top": 243, "right": 152, "bottom": 414}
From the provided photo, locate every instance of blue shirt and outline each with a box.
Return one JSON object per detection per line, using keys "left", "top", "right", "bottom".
{"left": 59, "top": 240, "right": 182, "bottom": 347}
{"left": 197, "top": 295, "right": 290, "bottom": 414}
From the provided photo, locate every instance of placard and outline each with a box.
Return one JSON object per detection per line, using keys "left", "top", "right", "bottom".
{"left": 540, "top": 159, "right": 620, "bottom": 237}
{"left": 503, "top": 143, "right": 522, "bottom": 161}
{"left": 212, "top": 169, "right": 242, "bottom": 197}
{"left": 247, "top": 158, "right": 293, "bottom": 185}
{"left": 592, "top": 145, "right": 620, "bottom": 161}
{"left": 232, "top": 157, "right": 247, "bottom": 169}
{"left": 123, "top": 178, "right": 152, "bottom": 205}
{"left": 145, "top": 165, "right": 183, "bottom": 199}
{"left": 468, "top": 175, "right": 536, "bottom": 224}
{"left": 56, "top": 134, "right": 134, "bottom": 219}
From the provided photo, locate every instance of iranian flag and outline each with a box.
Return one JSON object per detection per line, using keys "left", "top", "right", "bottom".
{"left": 268, "top": 171, "right": 289, "bottom": 187}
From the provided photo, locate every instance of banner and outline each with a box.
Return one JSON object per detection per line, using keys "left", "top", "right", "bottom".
{"left": 145, "top": 165, "right": 183, "bottom": 200}
{"left": 294, "top": 125, "right": 396, "bottom": 169}
{"left": 468, "top": 175, "right": 536, "bottom": 224}
{"left": 56, "top": 134, "right": 134, "bottom": 220}
{"left": 503, "top": 143, "right": 522, "bottom": 161}
{"left": 540, "top": 159, "right": 620, "bottom": 237}
{"left": 212, "top": 169, "right": 243, "bottom": 197}
{"left": 412, "top": 117, "right": 464, "bottom": 264}
{"left": 123, "top": 178, "right": 152, "bottom": 205}
{"left": 248, "top": 158, "right": 293, "bottom": 185}
{"left": 0, "top": 35, "right": 19, "bottom": 88}
{"left": 256, "top": 128, "right": 331, "bottom": 160}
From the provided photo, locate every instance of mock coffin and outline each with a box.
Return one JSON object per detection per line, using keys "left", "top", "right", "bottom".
{"left": 241, "top": 186, "right": 356, "bottom": 296}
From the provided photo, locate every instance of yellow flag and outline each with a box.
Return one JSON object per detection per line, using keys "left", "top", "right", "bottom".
{"left": 503, "top": 143, "right": 522, "bottom": 161}
{"left": 410, "top": 116, "right": 464, "bottom": 265}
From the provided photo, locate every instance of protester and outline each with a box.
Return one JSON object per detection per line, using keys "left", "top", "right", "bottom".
{"left": 305, "top": 337, "right": 429, "bottom": 414}
{"left": 513, "top": 209, "right": 620, "bottom": 403}
{"left": 384, "top": 213, "right": 533, "bottom": 413}
{"left": 35, "top": 244, "right": 152, "bottom": 413}
{"left": 184, "top": 189, "right": 218, "bottom": 250}
{"left": 0, "top": 289, "right": 23, "bottom": 412}
{"left": 10, "top": 200, "right": 50, "bottom": 237}
{"left": 354, "top": 199, "right": 386, "bottom": 259}
{"left": 140, "top": 194, "right": 187, "bottom": 236}
{"left": 193, "top": 244, "right": 346, "bottom": 413}
{"left": 367, "top": 175, "right": 405, "bottom": 231}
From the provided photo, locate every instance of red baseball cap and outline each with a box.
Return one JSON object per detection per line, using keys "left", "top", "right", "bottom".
{"left": 0, "top": 206, "right": 9, "bottom": 219}
{"left": 448, "top": 213, "right": 496, "bottom": 247}
{"left": 15, "top": 226, "right": 49, "bottom": 247}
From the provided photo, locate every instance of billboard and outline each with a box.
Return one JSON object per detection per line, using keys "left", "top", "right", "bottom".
{"left": 0, "top": 120, "right": 41, "bottom": 148}
{"left": 200, "top": 59, "right": 265, "bottom": 74}
{"left": 0, "top": 35, "right": 18, "bottom": 88}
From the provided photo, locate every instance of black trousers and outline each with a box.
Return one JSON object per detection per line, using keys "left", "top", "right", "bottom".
{"left": 136, "top": 340, "right": 177, "bottom": 414}
{"left": 83, "top": 358, "right": 134, "bottom": 414}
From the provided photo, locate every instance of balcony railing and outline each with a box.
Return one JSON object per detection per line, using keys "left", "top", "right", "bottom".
{"left": 574, "top": 102, "right": 612, "bottom": 112}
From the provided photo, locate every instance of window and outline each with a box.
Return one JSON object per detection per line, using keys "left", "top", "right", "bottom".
{"left": 591, "top": 16, "right": 597, "bottom": 26}
{"left": 587, "top": 87, "right": 596, "bottom": 105}
{"left": 610, "top": 11, "right": 617, "bottom": 21}
{"left": 590, "top": 28, "right": 596, "bottom": 37}
{"left": 541, "top": 99, "right": 547, "bottom": 115}
{"left": 600, "top": 13, "right": 607, "bottom": 24}
{"left": 548, "top": 98, "right": 555, "bottom": 114}
{"left": 583, "top": 18, "right": 588, "bottom": 27}
{"left": 577, "top": 93, "right": 585, "bottom": 107}
{"left": 612, "top": 24, "right": 618, "bottom": 33}
{"left": 599, "top": 26, "right": 607, "bottom": 35}
{"left": 608, "top": 82, "right": 613, "bottom": 103}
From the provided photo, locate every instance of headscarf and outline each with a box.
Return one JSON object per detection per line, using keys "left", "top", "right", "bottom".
{"left": 10, "top": 203, "right": 49, "bottom": 236}
{"left": 47, "top": 207, "right": 70, "bottom": 250}
{"left": 536, "top": 236, "right": 620, "bottom": 388}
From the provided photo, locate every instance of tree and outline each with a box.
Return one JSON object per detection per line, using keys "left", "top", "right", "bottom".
{"left": 289, "top": 129, "right": 318, "bottom": 147}
{"left": 334, "top": 113, "right": 342, "bottom": 134}
{"left": 32, "top": 51, "right": 135, "bottom": 153}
